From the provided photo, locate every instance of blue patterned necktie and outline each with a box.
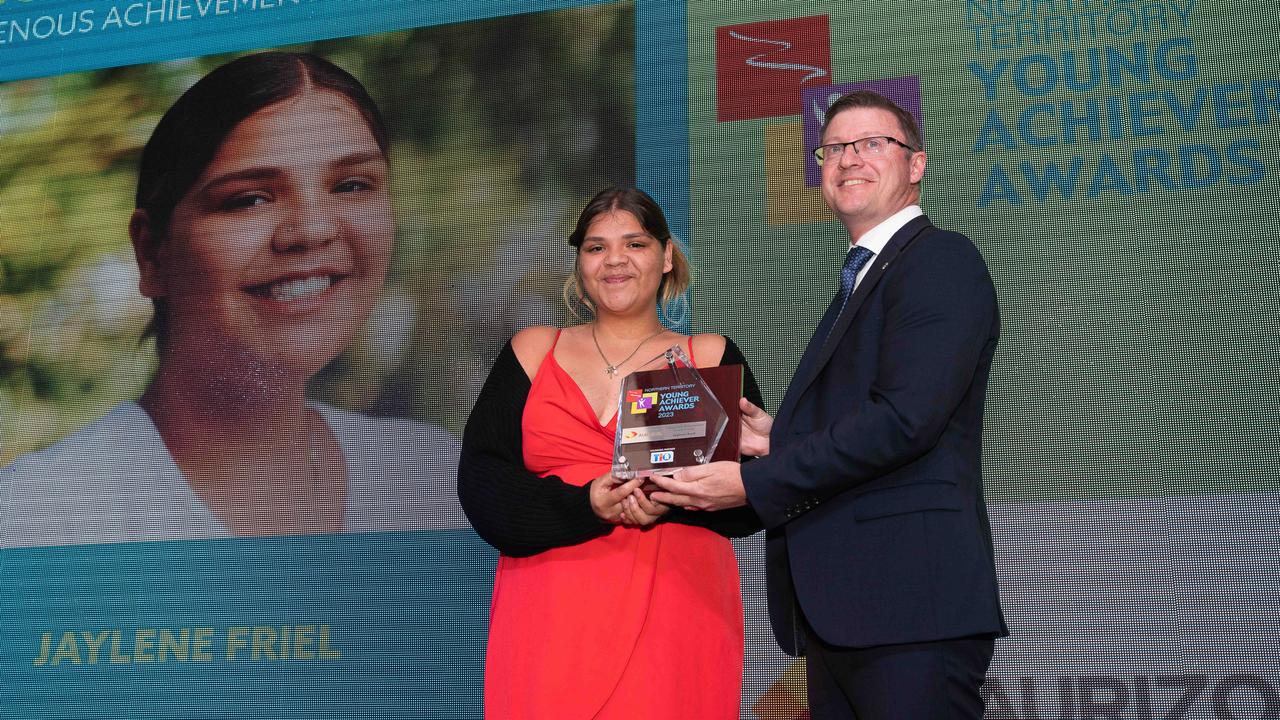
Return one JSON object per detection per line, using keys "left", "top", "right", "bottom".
{"left": 837, "top": 246, "right": 875, "bottom": 313}
{"left": 814, "top": 245, "right": 876, "bottom": 345}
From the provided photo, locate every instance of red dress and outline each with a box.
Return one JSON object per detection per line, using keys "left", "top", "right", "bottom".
{"left": 484, "top": 333, "right": 743, "bottom": 719}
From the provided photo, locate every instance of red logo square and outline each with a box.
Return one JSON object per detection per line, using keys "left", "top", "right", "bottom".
{"left": 716, "top": 15, "right": 832, "bottom": 122}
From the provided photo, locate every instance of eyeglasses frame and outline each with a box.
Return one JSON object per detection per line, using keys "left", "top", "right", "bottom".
{"left": 812, "top": 136, "right": 918, "bottom": 165}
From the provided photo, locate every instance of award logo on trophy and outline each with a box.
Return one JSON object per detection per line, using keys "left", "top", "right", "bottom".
{"left": 613, "top": 346, "right": 743, "bottom": 479}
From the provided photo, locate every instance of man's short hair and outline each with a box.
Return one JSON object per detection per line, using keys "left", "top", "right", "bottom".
{"left": 822, "top": 90, "right": 922, "bottom": 151}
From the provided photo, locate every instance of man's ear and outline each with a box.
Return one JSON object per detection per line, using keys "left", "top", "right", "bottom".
{"left": 129, "top": 209, "right": 167, "bottom": 299}
{"left": 909, "top": 150, "right": 928, "bottom": 185}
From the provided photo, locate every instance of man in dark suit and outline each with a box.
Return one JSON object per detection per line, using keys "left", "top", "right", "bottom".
{"left": 651, "top": 90, "right": 1006, "bottom": 718}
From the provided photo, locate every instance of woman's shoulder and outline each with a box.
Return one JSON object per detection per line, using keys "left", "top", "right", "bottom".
{"left": 1, "top": 402, "right": 189, "bottom": 548}
{"left": 511, "top": 325, "right": 560, "bottom": 347}
{"left": 511, "top": 325, "right": 562, "bottom": 380}
{"left": 689, "top": 333, "right": 728, "bottom": 367}
{"left": 315, "top": 404, "right": 459, "bottom": 460}
{"left": 5, "top": 402, "right": 157, "bottom": 475}
{"left": 312, "top": 404, "right": 467, "bottom": 531}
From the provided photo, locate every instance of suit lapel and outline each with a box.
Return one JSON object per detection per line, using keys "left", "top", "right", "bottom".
{"left": 775, "top": 215, "right": 935, "bottom": 432}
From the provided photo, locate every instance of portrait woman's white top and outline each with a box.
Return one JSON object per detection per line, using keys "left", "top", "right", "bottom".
{"left": 0, "top": 402, "right": 462, "bottom": 548}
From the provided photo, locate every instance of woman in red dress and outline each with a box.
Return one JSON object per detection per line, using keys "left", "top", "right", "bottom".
{"left": 458, "top": 187, "right": 763, "bottom": 718}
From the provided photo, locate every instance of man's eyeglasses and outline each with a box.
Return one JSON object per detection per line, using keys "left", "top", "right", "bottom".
{"left": 813, "top": 136, "right": 917, "bottom": 165}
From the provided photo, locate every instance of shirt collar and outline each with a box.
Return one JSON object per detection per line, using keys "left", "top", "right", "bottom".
{"left": 849, "top": 205, "right": 923, "bottom": 255}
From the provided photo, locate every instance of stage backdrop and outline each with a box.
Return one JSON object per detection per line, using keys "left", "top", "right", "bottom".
{"left": 2, "top": 1, "right": 1277, "bottom": 718}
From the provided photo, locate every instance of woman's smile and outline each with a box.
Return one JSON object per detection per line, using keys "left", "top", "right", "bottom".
{"left": 251, "top": 274, "right": 335, "bottom": 302}
{"left": 243, "top": 266, "right": 350, "bottom": 303}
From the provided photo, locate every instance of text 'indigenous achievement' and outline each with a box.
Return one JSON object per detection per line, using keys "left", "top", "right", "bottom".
{"left": 31, "top": 623, "right": 342, "bottom": 667}
{"left": 962, "top": 0, "right": 1278, "bottom": 207}
{"left": 0, "top": 0, "right": 323, "bottom": 46}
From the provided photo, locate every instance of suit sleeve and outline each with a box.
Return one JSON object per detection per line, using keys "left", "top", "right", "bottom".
{"left": 456, "top": 341, "right": 612, "bottom": 556}
{"left": 664, "top": 336, "right": 764, "bottom": 538}
{"left": 741, "top": 232, "right": 999, "bottom": 530}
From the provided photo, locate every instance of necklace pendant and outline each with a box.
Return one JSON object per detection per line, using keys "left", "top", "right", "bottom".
{"left": 591, "top": 323, "right": 663, "bottom": 381}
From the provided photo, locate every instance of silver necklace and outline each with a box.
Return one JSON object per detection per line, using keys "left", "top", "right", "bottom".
{"left": 590, "top": 323, "right": 664, "bottom": 377}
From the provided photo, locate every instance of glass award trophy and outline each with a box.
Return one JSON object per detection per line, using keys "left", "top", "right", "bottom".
{"left": 612, "top": 346, "right": 742, "bottom": 479}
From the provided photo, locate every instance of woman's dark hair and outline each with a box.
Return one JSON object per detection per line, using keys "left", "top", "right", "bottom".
{"left": 135, "top": 51, "right": 389, "bottom": 347}
{"left": 562, "top": 186, "right": 691, "bottom": 318}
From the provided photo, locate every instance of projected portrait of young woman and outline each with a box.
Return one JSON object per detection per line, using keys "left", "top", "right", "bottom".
{"left": 0, "top": 52, "right": 460, "bottom": 547}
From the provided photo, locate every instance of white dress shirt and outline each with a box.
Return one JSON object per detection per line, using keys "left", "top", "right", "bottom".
{"left": 849, "top": 204, "right": 923, "bottom": 289}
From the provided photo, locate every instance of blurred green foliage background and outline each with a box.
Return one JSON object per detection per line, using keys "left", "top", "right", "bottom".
{"left": 0, "top": 3, "right": 635, "bottom": 463}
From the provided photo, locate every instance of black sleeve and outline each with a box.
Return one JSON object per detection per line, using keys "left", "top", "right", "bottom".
{"left": 456, "top": 341, "right": 612, "bottom": 556}
{"left": 663, "top": 336, "right": 765, "bottom": 539}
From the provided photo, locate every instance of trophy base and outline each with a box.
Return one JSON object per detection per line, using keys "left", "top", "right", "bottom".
{"left": 611, "top": 463, "right": 703, "bottom": 481}
{"left": 612, "top": 466, "right": 679, "bottom": 496}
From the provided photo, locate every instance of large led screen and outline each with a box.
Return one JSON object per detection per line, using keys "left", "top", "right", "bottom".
{"left": 2, "top": 1, "right": 1277, "bottom": 718}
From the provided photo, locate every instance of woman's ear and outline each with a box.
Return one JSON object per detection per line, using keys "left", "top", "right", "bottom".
{"left": 129, "top": 209, "right": 167, "bottom": 299}
{"left": 662, "top": 239, "right": 674, "bottom": 274}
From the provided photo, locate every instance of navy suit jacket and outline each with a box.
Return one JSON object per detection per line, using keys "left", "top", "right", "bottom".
{"left": 741, "top": 215, "right": 1007, "bottom": 654}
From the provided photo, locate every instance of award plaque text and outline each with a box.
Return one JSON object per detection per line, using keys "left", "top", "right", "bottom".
{"left": 612, "top": 346, "right": 742, "bottom": 479}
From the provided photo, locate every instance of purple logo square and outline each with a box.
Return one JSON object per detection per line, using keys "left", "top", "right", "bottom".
{"left": 801, "top": 76, "right": 923, "bottom": 187}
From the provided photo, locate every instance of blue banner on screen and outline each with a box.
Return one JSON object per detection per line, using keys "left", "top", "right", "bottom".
{"left": 1, "top": 532, "right": 494, "bottom": 716}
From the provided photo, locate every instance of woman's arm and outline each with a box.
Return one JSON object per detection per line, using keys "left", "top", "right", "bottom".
{"left": 664, "top": 336, "right": 764, "bottom": 538}
{"left": 456, "top": 341, "right": 612, "bottom": 556}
